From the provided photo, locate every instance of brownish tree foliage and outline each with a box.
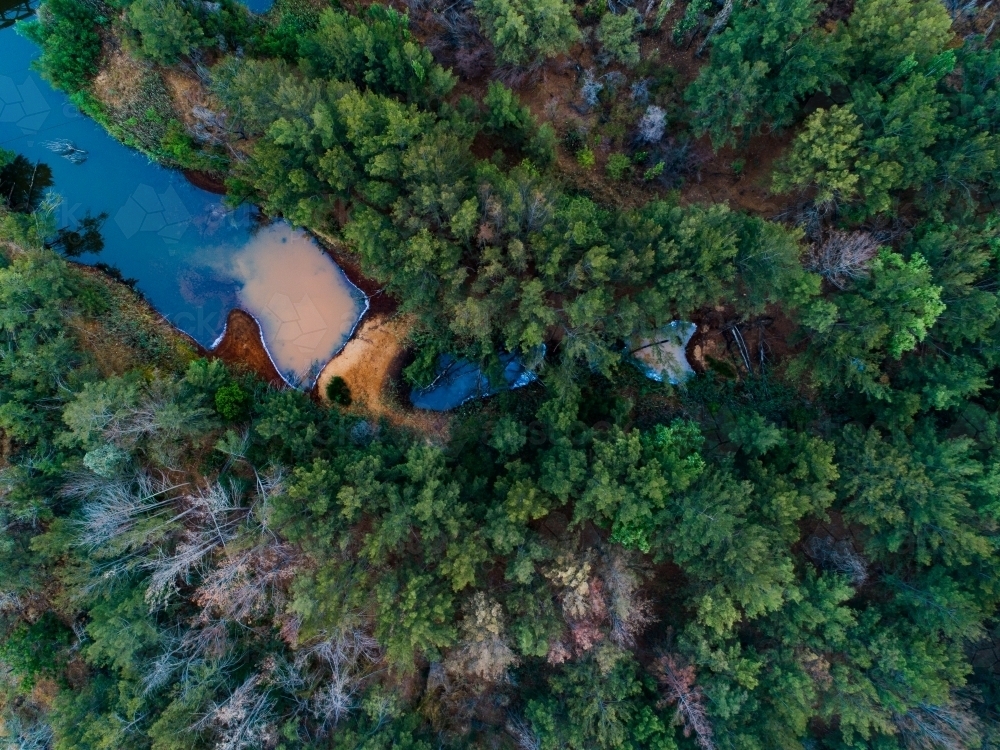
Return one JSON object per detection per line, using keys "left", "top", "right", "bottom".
{"left": 806, "top": 230, "right": 880, "bottom": 289}
{"left": 653, "top": 654, "right": 716, "bottom": 750}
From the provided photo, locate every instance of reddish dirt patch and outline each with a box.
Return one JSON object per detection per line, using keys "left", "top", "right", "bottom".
{"left": 210, "top": 308, "right": 285, "bottom": 386}
{"left": 687, "top": 303, "right": 804, "bottom": 378}
{"left": 184, "top": 169, "right": 227, "bottom": 195}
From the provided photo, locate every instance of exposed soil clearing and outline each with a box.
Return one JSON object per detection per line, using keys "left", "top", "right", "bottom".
{"left": 315, "top": 313, "right": 451, "bottom": 437}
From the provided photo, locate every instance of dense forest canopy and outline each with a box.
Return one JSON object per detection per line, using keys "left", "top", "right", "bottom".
{"left": 2, "top": 0, "right": 1000, "bottom": 748}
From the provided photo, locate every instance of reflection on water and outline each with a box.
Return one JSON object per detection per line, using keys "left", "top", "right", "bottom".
{"left": 0, "top": 153, "right": 52, "bottom": 212}
{"left": 410, "top": 349, "right": 543, "bottom": 411}
{"left": 0, "top": 0, "right": 32, "bottom": 30}
{"left": 629, "top": 321, "right": 697, "bottom": 384}
{"left": 1, "top": 14, "right": 367, "bottom": 387}
{"left": 227, "top": 225, "right": 367, "bottom": 387}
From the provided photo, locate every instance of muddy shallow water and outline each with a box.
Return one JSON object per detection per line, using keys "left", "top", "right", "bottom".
{"left": 226, "top": 225, "right": 367, "bottom": 386}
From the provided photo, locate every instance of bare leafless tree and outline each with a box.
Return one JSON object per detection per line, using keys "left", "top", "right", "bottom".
{"left": 506, "top": 715, "right": 542, "bottom": 750}
{"left": 68, "top": 470, "right": 188, "bottom": 554}
{"left": 602, "top": 551, "right": 656, "bottom": 647}
{"left": 654, "top": 654, "right": 716, "bottom": 750}
{"left": 804, "top": 534, "right": 868, "bottom": 586}
{"left": 193, "top": 673, "right": 276, "bottom": 750}
{"left": 806, "top": 230, "right": 880, "bottom": 289}
{"left": 0, "top": 711, "right": 54, "bottom": 750}
{"left": 406, "top": 0, "right": 494, "bottom": 79}
{"left": 444, "top": 593, "right": 519, "bottom": 682}
{"left": 94, "top": 380, "right": 210, "bottom": 452}
{"left": 0, "top": 591, "right": 22, "bottom": 615}
{"left": 893, "top": 698, "right": 985, "bottom": 750}
{"left": 296, "top": 630, "right": 382, "bottom": 732}
{"left": 696, "top": 0, "right": 735, "bottom": 55}
{"left": 181, "top": 617, "right": 232, "bottom": 664}
{"left": 637, "top": 105, "right": 667, "bottom": 143}
{"left": 193, "top": 543, "right": 299, "bottom": 625}
{"left": 943, "top": 0, "right": 988, "bottom": 21}
{"left": 141, "top": 479, "right": 245, "bottom": 607}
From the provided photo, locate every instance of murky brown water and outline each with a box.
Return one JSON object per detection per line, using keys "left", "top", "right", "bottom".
{"left": 229, "top": 224, "right": 366, "bottom": 385}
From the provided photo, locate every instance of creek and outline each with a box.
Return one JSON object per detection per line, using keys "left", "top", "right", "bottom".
{"left": 0, "top": 1, "right": 366, "bottom": 387}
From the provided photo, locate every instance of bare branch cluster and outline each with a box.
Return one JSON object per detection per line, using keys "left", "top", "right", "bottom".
{"left": 68, "top": 470, "right": 187, "bottom": 555}
{"left": 637, "top": 105, "right": 667, "bottom": 143}
{"left": 193, "top": 673, "right": 276, "bottom": 750}
{"left": 293, "top": 630, "right": 382, "bottom": 731}
{"left": 505, "top": 715, "right": 542, "bottom": 750}
{"left": 893, "top": 698, "right": 984, "bottom": 750}
{"left": 804, "top": 534, "right": 869, "bottom": 585}
{"left": 0, "top": 711, "right": 54, "bottom": 750}
{"left": 407, "top": 0, "right": 494, "bottom": 78}
{"left": 654, "top": 653, "right": 716, "bottom": 750}
{"left": 193, "top": 543, "right": 299, "bottom": 625}
{"left": 544, "top": 551, "right": 655, "bottom": 663}
{"left": 143, "top": 479, "right": 243, "bottom": 607}
{"left": 602, "top": 550, "right": 656, "bottom": 647}
{"left": 806, "top": 230, "right": 880, "bottom": 289}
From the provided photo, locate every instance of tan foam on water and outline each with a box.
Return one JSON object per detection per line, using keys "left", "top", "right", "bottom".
{"left": 229, "top": 224, "right": 364, "bottom": 381}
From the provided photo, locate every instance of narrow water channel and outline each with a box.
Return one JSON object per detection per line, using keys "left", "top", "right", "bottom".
{"left": 0, "top": 1, "right": 365, "bottom": 387}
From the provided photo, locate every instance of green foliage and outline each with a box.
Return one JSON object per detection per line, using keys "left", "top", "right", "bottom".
{"left": 773, "top": 104, "right": 862, "bottom": 204}
{"left": 571, "top": 422, "right": 705, "bottom": 552}
{"left": 606, "top": 153, "right": 632, "bottom": 180}
{"left": 792, "top": 249, "right": 945, "bottom": 398}
{"left": 325, "top": 375, "right": 353, "bottom": 406}
{"left": 253, "top": 0, "right": 323, "bottom": 60}
{"left": 474, "top": 0, "right": 581, "bottom": 66}
{"left": 7, "top": 1, "right": 1000, "bottom": 746}
{"left": 777, "top": 62, "right": 973, "bottom": 217}
{"left": 673, "top": 0, "right": 710, "bottom": 46}
{"left": 685, "top": 0, "right": 846, "bottom": 147}
{"left": 643, "top": 161, "right": 665, "bottom": 180}
{"left": 376, "top": 570, "right": 456, "bottom": 667}
{"left": 842, "top": 0, "right": 953, "bottom": 77}
{"left": 597, "top": 10, "right": 642, "bottom": 68}
{"left": 214, "top": 381, "right": 249, "bottom": 419}
{"left": 0, "top": 156, "right": 54, "bottom": 214}
{"left": 18, "top": 0, "right": 105, "bottom": 91}
{"left": 0, "top": 249, "right": 83, "bottom": 450}
{"left": 773, "top": 0, "right": 1000, "bottom": 217}
{"left": 128, "top": 0, "right": 206, "bottom": 64}
{"left": 527, "top": 653, "right": 676, "bottom": 749}
{"left": 0, "top": 612, "right": 72, "bottom": 690}
{"left": 482, "top": 82, "right": 555, "bottom": 166}
{"left": 159, "top": 120, "right": 227, "bottom": 173}
{"left": 298, "top": 5, "right": 455, "bottom": 103}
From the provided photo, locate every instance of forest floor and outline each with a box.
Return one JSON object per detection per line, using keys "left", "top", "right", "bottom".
{"left": 69, "top": 262, "right": 198, "bottom": 376}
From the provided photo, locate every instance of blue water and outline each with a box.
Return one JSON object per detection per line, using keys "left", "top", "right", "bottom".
{"left": 240, "top": 0, "right": 274, "bottom": 11}
{"left": 0, "top": 16, "right": 366, "bottom": 385}
{"left": 410, "top": 352, "right": 540, "bottom": 411}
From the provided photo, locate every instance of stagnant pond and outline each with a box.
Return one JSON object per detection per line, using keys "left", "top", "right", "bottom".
{"left": 0, "top": 2, "right": 365, "bottom": 387}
